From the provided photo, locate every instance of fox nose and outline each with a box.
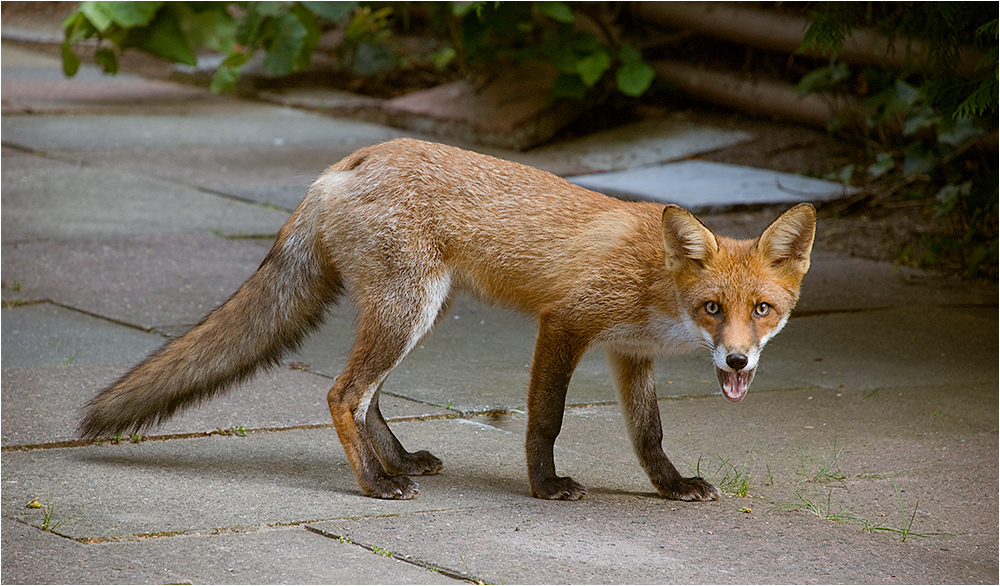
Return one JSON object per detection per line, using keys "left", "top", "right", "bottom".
{"left": 726, "top": 353, "right": 749, "bottom": 371}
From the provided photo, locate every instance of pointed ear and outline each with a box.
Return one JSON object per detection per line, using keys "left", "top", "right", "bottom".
{"left": 758, "top": 203, "right": 816, "bottom": 275}
{"left": 662, "top": 205, "right": 719, "bottom": 272}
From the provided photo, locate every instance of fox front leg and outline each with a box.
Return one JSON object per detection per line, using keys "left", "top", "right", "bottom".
{"left": 525, "top": 315, "right": 588, "bottom": 500}
{"left": 608, "top": 351, "right": 720, "bottom": 501}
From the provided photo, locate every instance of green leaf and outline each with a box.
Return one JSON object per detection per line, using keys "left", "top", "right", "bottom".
{"left": 616, "top": 61, "right": 655, "bottom": 97}
{"left": 537, "top": 2, "right": 574, "bottom": 24}
{"left": 430, "top": 46, "right": 458, "bottom": 71}
{"left": 934, "top": 181, "right": 971, "bottom": 218}
{"left": 97, "top": 1, "right": 162, "bottom": 27}
{"left": 619, "top": 43, "right": 642, "bottom": 64}
{"left": 262, "top": 13, "right": 309, "bottom": 75}
{"left": 120, "top": 6, "right": 197, "bottom": 66}
{"left": 867, "top": 152, "right": 896, "bottom": 178}
{"left": 902, "top": 105, "right": 938, "bottom": 136}
{"left": 552, "top": 72, "right": 588, "bottom": 100}
{"left": 902, "top": 142, "right": 939, "bottom": 176}
{"left": 894, "top": 80, "right": 922, "bottom": 108}
{"left": 78, "top": 2, "right": 114, "bottom": 33}
{"left": 938, "top": 117, "right": 984, "bottom": 147}
{"left": 60, "top": 41, "right": 81, "bottom": 77}
{"left": 796, "top": 62, "right": 850, "bottom": 97}
{"left": 63, "top": 11, "right": 98, "bottom": 42}
{"left": 210, "top": 63, "right": 241, "bottom": 93}
{"left": 575, "top": 49, "right": 610, "bottom": 87}
{"left": 94, "top": 47, "right": 118, "bottom": 74}
{"left": 255, "top": 2, "right": 283, "bottom": 18}
{"left": 301, "top": 1, "right": 355, "bottom": 23}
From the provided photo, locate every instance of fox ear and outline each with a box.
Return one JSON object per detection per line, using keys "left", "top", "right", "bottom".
{"left": 758, "top": 203, "right": 816, "bottom": 275}
{"left": 662, "top": 205, "right": 719, "bottom": 271}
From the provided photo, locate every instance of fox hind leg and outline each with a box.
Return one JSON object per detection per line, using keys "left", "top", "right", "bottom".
{"left": 608, "top": 351, "right": 719, "bottom": 501}
{"left": 328, "top": 272, "right": 450, "bottom": 499}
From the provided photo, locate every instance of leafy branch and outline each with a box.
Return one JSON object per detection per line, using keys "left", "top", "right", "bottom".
{"left": 60, "top": 1, "right": 657, "bottom": 99}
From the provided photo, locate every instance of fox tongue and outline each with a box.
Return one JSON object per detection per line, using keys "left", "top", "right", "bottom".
{"left": 716, "top": 367, "right": 755, "bottom": 402}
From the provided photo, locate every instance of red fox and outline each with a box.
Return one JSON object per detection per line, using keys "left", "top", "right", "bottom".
{"left": 80, "top": 138, "right": 816, "bottom": 502}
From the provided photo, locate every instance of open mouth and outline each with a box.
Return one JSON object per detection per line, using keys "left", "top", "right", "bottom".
{"left": 716, "top": 367, "right": 755, "bottom": 402}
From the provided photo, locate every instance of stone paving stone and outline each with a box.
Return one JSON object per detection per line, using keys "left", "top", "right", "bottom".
{"left": 2, "top": 236, "right": 275, "bottom": 330}
{"left": 309, "top": 476, "right": 995, "bottom": 585}
{"left": 0, "top": 421, "right": 549, "bottom": 540}
{"left": 73, "top": 145, "right": 354, "bottom": 210}
{"left": 524, "top": 115, "right": 754, "bottom": 175}
{"left": 1, "top": 303, "right": 163, "bottom": 371}
{"left": 797, "top": 252, "right": 998, "bottom": 313}
{"left": 0, "top": 63, "right": 218, "bottom": 116}
{"left": 2, "top": 155, "right": 289, "bottom": 241}
{"left": 1, "top": 521, "right": 452, "bottom": 585}
{"left": 0, "top": 107, "right": 405, "bottom": 152}
{"left": 568, "top": 159, "right": 854, "bottom": 210}
{"left": 308, "top": 379, "right": 997, "bottom": 584}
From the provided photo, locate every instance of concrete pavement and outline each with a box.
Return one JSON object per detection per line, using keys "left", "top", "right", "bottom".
{"left": 2, "top": 41, "right": 997, "bottom": 584}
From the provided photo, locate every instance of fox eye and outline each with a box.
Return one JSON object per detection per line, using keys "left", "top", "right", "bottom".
{"left": 754, "top": 302, "right": 772, "bottom": 317}
{"left": 704, "top": 301, "right": 721, "bottom": 315}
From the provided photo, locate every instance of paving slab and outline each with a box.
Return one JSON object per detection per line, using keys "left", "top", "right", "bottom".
{"left": 1, "top": 303, "right": 164, "bottom": 371}
{"left": 0, "top": 42, "right": 241, "bottom": 117}
{"left": 72, "top": 144, "right": 357, "bottom": 210}
{"left": 0, "top": 421, "right": 551, "bottom": 539}
{"left": 2, "top": 327, "right": 995, "bottom": 582}
{"left": 6, "top": 381, "right": 987, "bottom": 582}
{"left": 2, "top": 155, "right": 289, "bottom": 241}
{"left": 319, "top": 376, "right": 994, "bottom": 584}
{"left": 797, "top": 251, "right": 998, "bottom": 313}
{"left": 1, "top": 520, "right": 453, "bottom": 584}
{"left": 2, "top": 235, "right": 275, "bottom": 330}
{"left": 568, "top": 159, "right": 854, "bottom": 210}
{"left": 0, "top": 107, "right": 405, "bottom": 152}
{"left": 522, "top": 115, "right": 753, "bottom": 175}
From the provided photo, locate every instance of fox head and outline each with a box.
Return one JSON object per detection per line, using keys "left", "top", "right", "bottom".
{"left": 662, "top": 203, "right": 816, "bottom": 402}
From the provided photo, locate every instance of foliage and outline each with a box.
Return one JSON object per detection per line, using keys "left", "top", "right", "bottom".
{"left": 797, "top": 2, "right": 998, "bottom": 278}
{"left": 435, "top": 1, "right": 654, "bottom": 99}
{"left": 61, "top": 1, "right": 655, "bottom": 99}
{"left": 62, "top": 2, "right": 355, "bottom": 92}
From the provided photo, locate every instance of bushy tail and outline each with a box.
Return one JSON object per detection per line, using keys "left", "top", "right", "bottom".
{"left": 79, "top": 224, "right": 342, "bottom": 439}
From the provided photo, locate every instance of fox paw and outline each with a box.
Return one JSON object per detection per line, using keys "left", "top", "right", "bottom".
{"left": 399, "top": 450, "right": 443, "bottom": 476}
{"left": 658, "top": 477, "right": 720, "bottom": 502}
{"left": 531, "top": 476, "right": 587, "bottom": 501}
{"left": 364, "top": 475, "right": 419, "bottom": 500}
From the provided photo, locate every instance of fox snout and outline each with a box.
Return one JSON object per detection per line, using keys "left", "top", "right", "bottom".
{"left": 713, "top": 345, "right": 759, "bottom": 403}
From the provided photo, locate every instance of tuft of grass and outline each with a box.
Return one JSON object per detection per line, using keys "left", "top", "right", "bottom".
{"left": 861, "top": 480, "right": 948, "bottom": 542}
{"left": 213, "top": 426, "right": 248, "bottom": 437}
{"left": 693, "top": 442, "right": 756, "bottom": 497}
{"left": 797, "top": 434, "right": 847, "bottom": 486}
{"left": 772, "top": 489, "right": 856, "bottom": 523}
{"left": 27, "top": 499, "right": 66, "bottom": 532}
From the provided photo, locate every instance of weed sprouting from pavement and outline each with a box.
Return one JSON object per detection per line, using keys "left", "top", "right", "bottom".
{"left": 860, "top": 479, "right": 948, "bottom": 542}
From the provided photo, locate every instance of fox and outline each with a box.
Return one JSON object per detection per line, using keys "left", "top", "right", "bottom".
{"left": 80, "top": 138, "right": 816, "bottom": 502}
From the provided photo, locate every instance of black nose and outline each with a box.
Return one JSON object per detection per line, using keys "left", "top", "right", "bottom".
{"left": 726, "top": 353, "right": 748, "bottom": 370}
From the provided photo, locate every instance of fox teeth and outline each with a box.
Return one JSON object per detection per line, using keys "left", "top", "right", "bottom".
{"left": 716, "top": 367, "right": 755, "bottom": 402}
